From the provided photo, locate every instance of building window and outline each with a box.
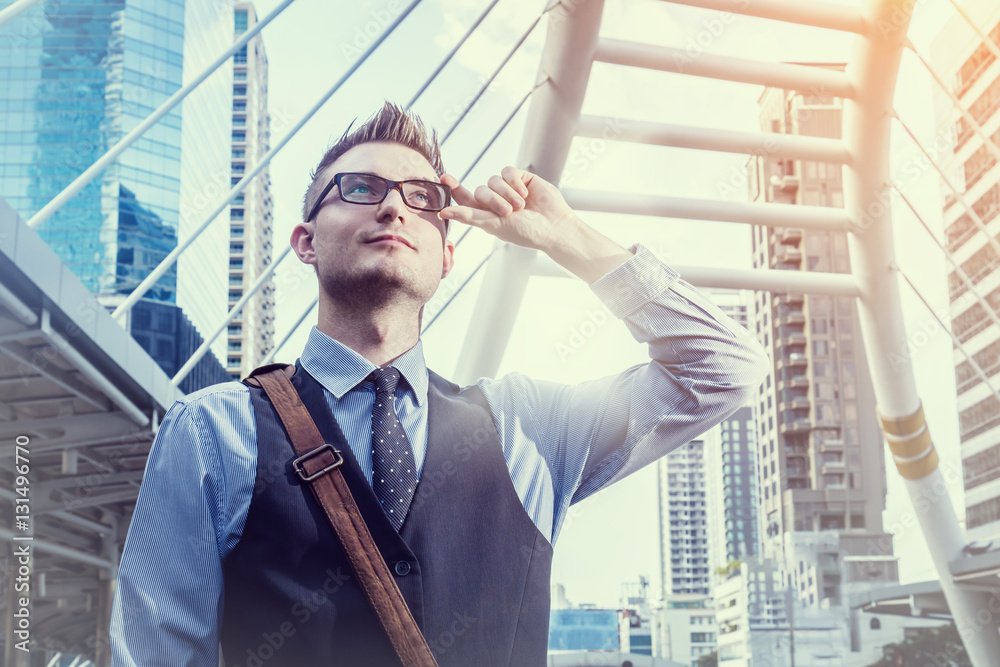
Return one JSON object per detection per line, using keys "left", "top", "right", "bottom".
{"left": 233, "top": 100, "right": 247, "bottom": 111}
{"left": 232, "top": 131, "right": 246, "bottom": 142}
{"left": 234, "top": 85, "right": 247, "bottom": 97}
{"left": 960, "top": 395, "right": 1000, "bottom": 443}
{"left": 234, "top": 10, "right": 248, "bottom": 33}
{"left": 234, "top": 46, "right": 248, "bottom": 64}
{"left": 968, "top": 496, "right": 1000, "bottom": 528}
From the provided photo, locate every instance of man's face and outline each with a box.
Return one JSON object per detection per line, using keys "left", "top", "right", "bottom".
{"left": 293, "top": 141, "right": 455, "bottom": 309}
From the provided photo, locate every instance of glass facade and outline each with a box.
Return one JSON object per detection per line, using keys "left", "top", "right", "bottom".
{"left": 548, "top": 609, "right": 620, "bottom": 651}
{"left": 129, "top": 298, "right": 229, "bottom": 394}
{"left": 1, "top": 0, "right": 234, "bottom": 386}
{"left": 1, "top": 0, "right": 185, "bottom": 299}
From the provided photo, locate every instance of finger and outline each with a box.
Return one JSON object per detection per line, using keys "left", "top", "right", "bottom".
{"left": 501, "top": 166, "right": 529, "bottom": 198}
{"left": 439, "top": 204, "right": 485, "bottom": 227}
{"left": 441, "top": 173, "right": 478, "bottom": 208}
{"left": 488, "top": 174, "right": 525, "bottom": 211}
{"left": 475, "top": 184, "right": 514, "bottom": 217}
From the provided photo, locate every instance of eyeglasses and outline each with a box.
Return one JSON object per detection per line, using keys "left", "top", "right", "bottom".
{"left": 306, "top": 172, "right": 452, "bottom": 221}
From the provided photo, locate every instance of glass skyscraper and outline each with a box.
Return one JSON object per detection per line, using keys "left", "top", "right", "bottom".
{"left": 0, "top": 0, "right": 234, "bottom": 383}
{"left": 1, "top": 0, "right": 185, "bottom": 299}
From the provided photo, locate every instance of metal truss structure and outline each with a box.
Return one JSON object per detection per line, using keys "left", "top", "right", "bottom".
{"left": 3, "top": 0, "right": 1000, "bottom": 664}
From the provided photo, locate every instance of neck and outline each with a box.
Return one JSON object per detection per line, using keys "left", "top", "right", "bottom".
{"left": 316, "top": 298, "right": 422, "bottom": 367}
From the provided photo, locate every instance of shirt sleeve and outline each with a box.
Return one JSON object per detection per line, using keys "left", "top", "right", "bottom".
{"left": 482, "top": 242, "right": 770, "bottom": 544}
{"left": 110, "top": 398, "right": 230, "bottom": 667}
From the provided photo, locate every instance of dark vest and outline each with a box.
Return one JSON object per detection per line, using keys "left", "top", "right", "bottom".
{"left": 220, "top": 361, "right": 553, "bottom": 666}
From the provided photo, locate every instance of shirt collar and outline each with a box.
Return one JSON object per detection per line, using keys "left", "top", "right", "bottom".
{"left": 299, "top": 326, "right": 429, "bottom": 406}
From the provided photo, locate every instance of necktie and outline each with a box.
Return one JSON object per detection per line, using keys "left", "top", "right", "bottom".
{"left": 369, "top": 367, "right": 418, "bottom": 531}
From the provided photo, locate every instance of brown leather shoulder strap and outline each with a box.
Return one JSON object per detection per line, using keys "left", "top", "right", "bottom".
{"left": 242, "top": 365, "right": 438, "bottom": 667}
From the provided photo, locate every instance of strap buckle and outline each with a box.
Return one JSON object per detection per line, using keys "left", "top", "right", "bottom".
{"left": 292, "top": 444, "right": 344, "bottom": 481}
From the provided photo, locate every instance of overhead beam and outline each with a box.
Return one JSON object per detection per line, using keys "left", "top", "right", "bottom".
{"left": 0, "top": 411, "right": 130, "bottom": 439}
{"left": 533, "top": 255, "right": 861, "bottom": 296}
{"left": 576, "top": 115, "right": 852, "bottom": 163}
{"left": 35, "top": 487, "right": 139, "bottom": 513}
{"left": 35, "top": 469, "right": 143, "bottom": 495}
{"left": 595, "top": 38, "right": 855, "bottom": 98}
{"left": 658, "top": 0, "right": 867, "bottom": 34}
{"left": 34, "top": 470, "right": 143, "bottom": 497}
{"left": 0, "top": 488, "right": 114, "bottom": 534}
{"left": 563, "top": 189, "right": 853, "bottom": 231}
{"left": 0, "top": 0, "right": 45, "bottom": 29}
{"left": 0, "top": 340, "right": 110, "bottom": 411}
{"left": 0, "top": 279, "right": 38, "bottom": 326}
{"left": 40, "top": 309, "right": 149, "bottom": 426}
{"left": 0, "top": 411, "right": 137, "bottom": 444}
{"left": 0, "top": 528, "right": 115, "bottom": 569}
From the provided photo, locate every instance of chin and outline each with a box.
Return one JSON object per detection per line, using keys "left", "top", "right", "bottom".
{"left": 319, "top": 263, "right": 434, "bottom": 306}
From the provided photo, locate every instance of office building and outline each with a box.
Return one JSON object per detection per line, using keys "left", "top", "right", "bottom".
{"left": 930, "top": 1, "right": 1000, "bottom": 543}
{"left": 0, "top": 0, "right": 234, "bottom": 388}
{"left": 226, "top": 3, "right": 275, "bottom": 378}
{"left": 694, "top": 292, "right": 760, "bottom": 579}
{"left": 714, "top": 558, "right": 787, "bottom": 666}
{"left": 127, "top": 298, "right": 230, "bottom": 394}
{"left": 747, "top": 73, "right": 896, "bottom": 590}
{"left": 619, "top": 579, "right": 656, "bottom": 657}
{"left": 654, "top": 594, "right": 717, "bottom": 666}
{"left": 656, "top": 439, "right": 710, "bottom": 597}
{"left": 0, "top": 0, "right": 189, "bottom": 298}
{"left": 704, "top": 405, "right": 760, "bottom": 577}
{"left": 548, "top": 608, "right": 621, "bottom": 652}
{"left": 714, "top": 554, "right": 943, "bottom": 666}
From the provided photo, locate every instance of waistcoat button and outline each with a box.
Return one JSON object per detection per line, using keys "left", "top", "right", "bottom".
{"left": 395, "top": 561, "right": 411, "bottom": 576}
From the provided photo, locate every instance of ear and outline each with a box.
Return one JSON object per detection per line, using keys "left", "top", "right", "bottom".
{"left": 290, "top": 222, "right": 317, "bottom": 266}
{"left": 441, "top": 239, "right": 455, "bottom": 280}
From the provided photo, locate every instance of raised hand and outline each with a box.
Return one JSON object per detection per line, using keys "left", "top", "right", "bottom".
{"left": 438, "top": 166, "right": 577, "bottom": 252}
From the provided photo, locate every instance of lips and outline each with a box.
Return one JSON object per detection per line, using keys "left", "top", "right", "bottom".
{"left": 366, "top": 234, "right": 414, "bottom": 249}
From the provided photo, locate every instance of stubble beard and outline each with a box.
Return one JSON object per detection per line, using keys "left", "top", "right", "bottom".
{"left": 319, "top": 256, "right": 432, "bottom": 313}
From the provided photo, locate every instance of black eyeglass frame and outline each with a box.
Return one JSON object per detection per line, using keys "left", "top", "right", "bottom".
{"left": 306, "top": 172, "right": 452, "bottom": 222}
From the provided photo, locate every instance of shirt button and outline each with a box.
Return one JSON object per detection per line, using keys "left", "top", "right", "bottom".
{"left": 394, "top": 561, "right": 411, "bottom": 576}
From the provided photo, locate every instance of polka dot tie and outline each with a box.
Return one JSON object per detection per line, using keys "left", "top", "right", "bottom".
{"left": 369, "top": 367, "right": 417, "bottom": 531}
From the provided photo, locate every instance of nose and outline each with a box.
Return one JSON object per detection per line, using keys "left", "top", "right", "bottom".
{"left": 376, "top": 187, "right": 408, "bottom": 224}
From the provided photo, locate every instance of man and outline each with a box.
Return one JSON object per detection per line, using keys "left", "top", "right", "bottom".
{"left": 111, "top": 102, "right": 769, "bottom": 666}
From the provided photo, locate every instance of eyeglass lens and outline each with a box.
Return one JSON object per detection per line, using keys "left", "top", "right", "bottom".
{"left": 340, "top": 173, "right": 447, "bottom": 211}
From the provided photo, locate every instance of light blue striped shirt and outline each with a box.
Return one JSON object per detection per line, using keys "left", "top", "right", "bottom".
{"left": 111, "top": 243, "right": 769, "bottom": 666}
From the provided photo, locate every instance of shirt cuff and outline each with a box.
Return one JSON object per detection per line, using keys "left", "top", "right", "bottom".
{"left": 589, "top": 242, "right": 680, "bottom": 319}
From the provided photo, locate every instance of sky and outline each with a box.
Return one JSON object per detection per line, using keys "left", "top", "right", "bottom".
{"left": 229, "top": 0, "right": 971, "bottom": 608}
